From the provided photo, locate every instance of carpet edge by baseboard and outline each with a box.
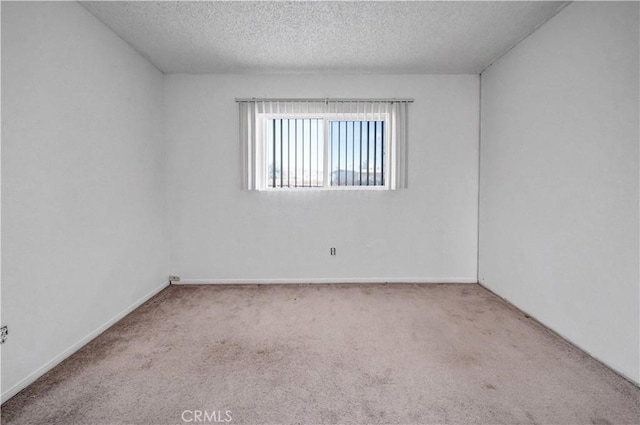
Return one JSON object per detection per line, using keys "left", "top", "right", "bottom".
{"left": 174, "top": 277, "right": 478, "bottom": 285}
{"left": 1, "top": 280, "right": 170, "bottom": 404}
{"left": 476, "top": 281, "right": 640, "bottom": 388}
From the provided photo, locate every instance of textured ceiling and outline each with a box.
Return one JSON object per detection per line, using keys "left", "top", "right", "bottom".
{"left": 80, "top": 1, "right": 569, "bottom": 74}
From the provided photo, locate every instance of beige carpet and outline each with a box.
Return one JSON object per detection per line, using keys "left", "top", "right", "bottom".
{"left": 2, "top": 283, "right": 639, "bottom": 425}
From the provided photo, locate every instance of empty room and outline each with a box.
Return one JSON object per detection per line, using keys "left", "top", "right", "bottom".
{"left": 1, "top": 1, "right": 639, "bottom": 424}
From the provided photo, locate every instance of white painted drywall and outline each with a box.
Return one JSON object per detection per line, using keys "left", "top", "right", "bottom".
{"left": 479, "top": 2, "right": 639, "bottom": 383}
{"left": 1, "top": 2, "right": 169, "bottom": 400}
{"left": 164, "top": 74, "right": 479, "bottom": 283}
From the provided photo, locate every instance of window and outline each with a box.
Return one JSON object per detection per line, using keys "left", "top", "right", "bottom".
{"left": 238, "top": 99, "right": 411, "bottom": 191}
{"left": 328, "top": 120, "right": 385, "bottom": 187}
{"left": 266, "top": 118, "right": 385, "bottom": 189}
{"left": 266, "top": 118, "right": 324, "bottom": 188}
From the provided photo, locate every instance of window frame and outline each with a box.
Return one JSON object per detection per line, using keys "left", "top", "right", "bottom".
{"left": 258, "top": 112, "right": 391, "bottom": 191}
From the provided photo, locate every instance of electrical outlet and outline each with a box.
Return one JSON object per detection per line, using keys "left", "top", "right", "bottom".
{"left": 169, "top": 275, "right": 181, "bottom": 283}
{"left": 330, "top": 247, "right": 336, "bottom": 256}
{"left": 0, "top": 326, "right": 7, "bottom": 344}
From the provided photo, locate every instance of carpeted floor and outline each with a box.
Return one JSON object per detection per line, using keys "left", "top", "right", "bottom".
{"left": 2, "top": 283, "right": 639, "bottom": 425}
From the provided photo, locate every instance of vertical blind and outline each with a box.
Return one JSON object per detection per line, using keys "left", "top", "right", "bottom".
{"left": 238, "top": 99, "right": 411, "bottom": 190}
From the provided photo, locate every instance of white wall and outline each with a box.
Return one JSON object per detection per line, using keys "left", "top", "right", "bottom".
{"left": 1, "top": 2, "right": 169, "bottom": 401}
{"left": 165, "top": 74, "right": 479, "bottom": 283}
{"left": 479, "top": 2, "right": 639, "bottom": 383}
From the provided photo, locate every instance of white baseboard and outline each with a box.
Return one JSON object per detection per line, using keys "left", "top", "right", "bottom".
{"left": 174, "top": 277, "right": 478, "bottom": 285}
{"left": 1, "top": 280, "right": 170, "bottom": 404}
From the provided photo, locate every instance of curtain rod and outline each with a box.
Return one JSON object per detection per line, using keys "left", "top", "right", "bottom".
{"left": 235, "top": 97, "right": 414, "bottom": 103}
